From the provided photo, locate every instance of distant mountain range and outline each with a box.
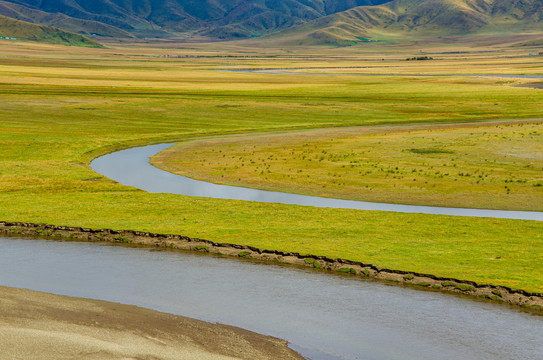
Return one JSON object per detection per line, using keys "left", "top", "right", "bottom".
{"left": 0, "top": 0, "right": 389, "bottom": 39}
{"left": 0, "top": 0, "right": 542, "bottom": 45}
{"left": 271, "top": 0, "right": 543, "bottom": 45}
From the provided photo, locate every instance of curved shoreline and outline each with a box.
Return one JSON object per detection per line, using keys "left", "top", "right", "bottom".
{"left": 91, "top": 142, "right": 543, "bottom": 221}
{"left": 0, "top": 285, "right": 303, "bottom": 360}
{"left": 2, "top": 221, "right": 541, "bottom": 312}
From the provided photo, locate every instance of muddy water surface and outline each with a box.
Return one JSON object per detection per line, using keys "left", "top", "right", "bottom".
{"left": 1, "top": 237, "right": 541, "bottom": 360}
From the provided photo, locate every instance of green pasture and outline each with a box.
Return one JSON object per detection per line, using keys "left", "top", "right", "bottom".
{"left": 0, "top": 44, "right": 542, "bottom": 293}
{"left": 155, "top": 121, "right": 543, "bottom": 211}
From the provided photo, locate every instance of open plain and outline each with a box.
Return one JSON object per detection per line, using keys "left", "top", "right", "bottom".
{"left": 1, "top": 39, "right": 542, "bottom": 296}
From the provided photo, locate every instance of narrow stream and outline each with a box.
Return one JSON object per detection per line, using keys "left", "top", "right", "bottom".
{"left": 219, "top": 69, "right": 543, "bottom": 78}
{"left": 90, "top": 144, "right": 543, "bottom": 221}
{"left": 220, "top": 70, "right": 543, "bottom": 88}
{"left": 1, "top": 236, "right": 541, "bottom": 360}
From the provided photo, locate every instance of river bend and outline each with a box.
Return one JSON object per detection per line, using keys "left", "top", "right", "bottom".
{"left": 91, "top": 143, "right": 543, "bottom": 221}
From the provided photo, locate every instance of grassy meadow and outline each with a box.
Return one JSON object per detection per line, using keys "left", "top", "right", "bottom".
{"left": 154, "top": 120, "right": 543, "bottom": 211}
{"left": 1, "top": 42, "right": 542, "bottom": 293}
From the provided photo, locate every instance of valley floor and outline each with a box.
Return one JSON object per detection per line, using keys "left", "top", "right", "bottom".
{"left": 0, "top": 40, "right": 542, "bottom": 293}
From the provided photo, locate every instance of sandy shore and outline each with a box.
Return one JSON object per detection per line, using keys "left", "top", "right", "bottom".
{"left": 0, "top": 286, "right": 304, "bottom": 360}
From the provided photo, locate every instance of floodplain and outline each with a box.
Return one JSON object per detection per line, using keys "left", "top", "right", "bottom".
{"left": 0, "top": 40, "right": 542, "bottom": 294}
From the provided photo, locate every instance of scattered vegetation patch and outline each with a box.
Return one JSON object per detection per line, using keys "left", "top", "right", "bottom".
{"left": 337, "top": 267, "right": 357, "bottom": 275}
{"left": 406, "top": 56, "right": 434, "bottom": 61}
{"left": 407, "top": 148, "right": 454, "bottom": 154}
{"left": 303, "top": 258, "right": 321, "bottom": 268}
{"left": 114, "top": 236, "right": 131, "bottom": 244}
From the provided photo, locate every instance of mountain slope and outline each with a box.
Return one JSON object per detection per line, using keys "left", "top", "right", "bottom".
{"left": 0, "top": 0, "right": 391, "bottom": 39}
{"left": 0, "top": 14, "right": 103, "bottom": 46}
{"left": 0, "top": 1, "right": 134, "bottom": 38}
{"left": 271, "top": 0, "right": 543, "bottom": 45}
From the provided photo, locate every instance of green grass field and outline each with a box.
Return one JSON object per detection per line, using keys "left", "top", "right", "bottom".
{"left": 154, "top": 120, "right": 543, "bottom": 211}
{"left": 1, "top": 42, "right": 542, "bottom": 293}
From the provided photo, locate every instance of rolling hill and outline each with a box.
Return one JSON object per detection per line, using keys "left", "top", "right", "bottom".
{"left": 1, "top": 0, "right": 541, "bottom": 44}
{"left": 269, "top": 0, "right": 543, "bottom": 45}
{"left": 0, "top": 0, "right": 391, "bottom": 39}
{"left": 0, "top": 14, "right": 103, "bottom": 46}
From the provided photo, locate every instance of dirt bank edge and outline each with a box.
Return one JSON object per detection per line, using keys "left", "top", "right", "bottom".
{"left": 2, "top": 221, "right": 542, "bottom": 313}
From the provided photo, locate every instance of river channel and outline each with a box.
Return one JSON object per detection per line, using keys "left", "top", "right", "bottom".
{"left": 220, "top": 69, "right": 543, "bottom": 79}
{"left": 1, "top": 236, "right": 542, "bottom": 360}
{"left": 91, "top": 143, "right": 543, "bottom": 221}
{"left": 220, "top": 70, "right": 543, "bottom": 89}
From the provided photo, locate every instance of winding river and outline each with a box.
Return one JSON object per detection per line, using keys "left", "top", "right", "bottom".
{"left": 5, "top": 120, "right": 543, "bottom": 359}
{"left": 5, "top": 68, "right": 543, "bottom": 358}
{"left": 1, "top": 236, "right": 542, "bottom": 360}
{"left": 90, "top": 143, "right": 543, "bottom": 221}
{"left": 44, "top": 71, "right": 543, "bottom": 358}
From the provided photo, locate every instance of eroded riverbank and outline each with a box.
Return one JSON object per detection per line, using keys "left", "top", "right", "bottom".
{"left": 2, "top": 221, "right": 542, "bottom": 312}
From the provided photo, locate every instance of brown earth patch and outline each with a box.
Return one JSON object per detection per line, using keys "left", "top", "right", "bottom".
{"left": 0, "top": 285, "right": 304, "bottom": 360}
